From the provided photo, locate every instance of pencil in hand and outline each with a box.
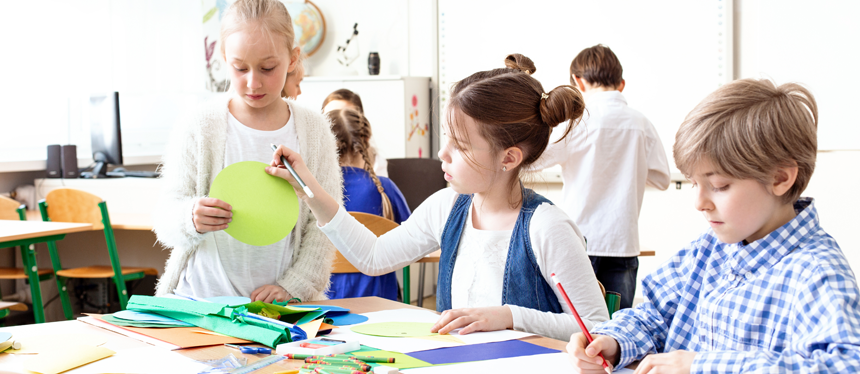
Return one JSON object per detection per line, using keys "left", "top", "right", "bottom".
{"left": 270, "top": 143, "right": 315, "bottom": 198}
{"left": 551, "top": 273, "right": 612, "bottom": 374}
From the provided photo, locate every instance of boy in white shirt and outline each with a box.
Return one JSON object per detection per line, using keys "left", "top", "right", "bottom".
{"left": 531, "top": 44, "right": 670, "bottom": 309}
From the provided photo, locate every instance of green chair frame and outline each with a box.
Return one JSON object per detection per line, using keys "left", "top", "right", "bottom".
{"left": 605, "top": 291, "right": 621, "bottom": 318}
{"left": 39, "top": 198, "right": 146, "bottom": 319}
{"left": 0, "top": 205, "right": 54, "bottom": 324}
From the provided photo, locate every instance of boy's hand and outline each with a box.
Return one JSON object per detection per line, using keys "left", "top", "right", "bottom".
{"left": 567, "top": 333, "right": 619, "bottom": 374}
{"left": 192, "top": 198, "right": 232, "bottom": 233}
{"left": 250, "top": 284, "right": 291, "bottom": 303}
{"left": 633, "top": 350, "right": 696, "bottom": 374}
{"left": 430, "top": 306, "right": 513, "bottom": 335}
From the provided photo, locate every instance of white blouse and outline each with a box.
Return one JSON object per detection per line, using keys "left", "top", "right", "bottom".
{"left": 319, "top": 188, "right": 609, "bottom": 341}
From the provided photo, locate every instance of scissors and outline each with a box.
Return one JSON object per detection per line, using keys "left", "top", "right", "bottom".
{"left": 225, "top": 343, "right": 272, "bottom": 355}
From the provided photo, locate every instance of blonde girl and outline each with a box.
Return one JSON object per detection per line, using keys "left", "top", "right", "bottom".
{"left": 268, "top": 54, "right": 609, "bottom": 340}
{"left": 326, "top": 108, "right": 411, "bottom": 300}
{"left": 154, "top": 0, "right": 341, "bottom": 303}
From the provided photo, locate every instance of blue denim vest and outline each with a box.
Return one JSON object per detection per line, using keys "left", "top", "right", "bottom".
{"left": 436, "top": 189, "right": 563, "bottom": 314}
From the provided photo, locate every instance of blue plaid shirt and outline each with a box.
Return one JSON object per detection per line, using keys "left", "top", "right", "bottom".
{"left": 592, "top": 198, "right": 860, "bottom": 373}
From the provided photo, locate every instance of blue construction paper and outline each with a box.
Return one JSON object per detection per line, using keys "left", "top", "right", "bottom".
{"left": 329, "top": 313, "right": 369, "bottom": 326}
{"left": 0, "top": 332, "right": 10, "bottom": 343}
{"left": 113, "top": 310, "right": 193, "bottom": 326}
{"left": 407, "top": 340, "right": 560, "bottom": 365}
{"left": 207, "top": 296, "right": 253, "bottom": 306}
{"left": 298, "top": 305, "right": 350, "bottom": 315}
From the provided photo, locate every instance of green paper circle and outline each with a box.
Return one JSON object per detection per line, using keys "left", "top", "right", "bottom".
{"left": 350, "top": 322, "right": 437, "bottom": 337}
{"left": 208, "top": 161, "right": 300, "bottom": 246}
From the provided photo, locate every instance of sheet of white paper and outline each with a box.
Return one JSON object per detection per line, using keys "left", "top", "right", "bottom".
{"left": 325, "top": 308, "right": 534, "bottom": 353}
{"left": 113, "top": 310, "right": 191, "bottom": 325}
{"left": 64, "top": 346, "right": 209, "bottom": 374}
{"left": 77, "top": 316, "right": 180, "bottom": 350}
{"left": 401, "top": 352, "right": 634, "bottom": 373}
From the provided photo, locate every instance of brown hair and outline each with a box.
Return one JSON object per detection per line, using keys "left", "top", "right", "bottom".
{"left": 328, "top": 109, "right": 393, "bottom": 220}
{"left": 674, "top": 78, "right": 818, "bottom": 204}
{"left": 447, "top": 53, "right": 585, "bottom": 206}
{"left": 220, "top": 0, "right": 299, "bottom": 98}
{"left": 282, "top": 53, "right": 305, "bottom": 98}
{"left": 570, "top": 44, "right": 623, "bottom": 88}
{"left": 322, "top": 89, "right": 364, "bottom": 113}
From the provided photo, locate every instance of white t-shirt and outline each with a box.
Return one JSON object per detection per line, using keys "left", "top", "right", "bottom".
{"left": 319, "top": 188, "right": 609, "bottom": 341}
{"left": 175, "top": 110, "right": 300, "bottom": 298}
{"left": 532, "top": 91, "right": 670, "bottom": 257}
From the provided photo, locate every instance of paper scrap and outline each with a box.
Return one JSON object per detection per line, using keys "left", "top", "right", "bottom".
{"left": 297, "top": 319, "right": 324, "bottom": 338}
{"left": 63, "top": 346, "right": 209, "bottom": 374}
{"left": 413, "top": 334, "right": 464, "bottom": 345}
{"left": 351, "top": 322, "right": 437, "bottom": 337}
{"left": 23, "top": 344, "right": 114, "bottom": 374}
{"left": 400, "top": 352, "right": 586, "bottom": 373}
{"left": 407, "top": 340, "right": 560, "bottom": 365}
{"left": 8, "top": 333, "right": 106, "bottom": 354}
{"left": 208, "top": 161, "right": 300, "bottom": 246}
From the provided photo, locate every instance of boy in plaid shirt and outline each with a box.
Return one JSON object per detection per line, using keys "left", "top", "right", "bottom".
{"left": 568, "top": 78, "right": 860, "bottom": 373}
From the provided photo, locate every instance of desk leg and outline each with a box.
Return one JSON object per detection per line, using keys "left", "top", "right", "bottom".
{"left": 417, "top": 263, "right": 426, "bottom": 308}
{"left": 19, "top": 244, "right": 45, "bottom": 324}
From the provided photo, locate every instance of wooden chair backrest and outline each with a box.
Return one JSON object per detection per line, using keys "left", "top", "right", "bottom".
{"left": 331, "top": 212, "right": 400, "bottom": 274}
{"left": 0, "top": 195, "right": 23, "bottom": 221}
{"left": 45, "top": 189, "right": 105, "bottom": 229}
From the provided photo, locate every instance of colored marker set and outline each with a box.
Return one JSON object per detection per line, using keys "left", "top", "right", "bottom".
{"left": 287, "top": 353, "right": 396, "bottom": 374}
{"left": 276, "top": 337, "right": 360, "bottom": 356}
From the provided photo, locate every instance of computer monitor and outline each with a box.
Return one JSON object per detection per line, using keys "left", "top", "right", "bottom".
{"left": 89, "top": 92, "right": 122, "bottom": 178}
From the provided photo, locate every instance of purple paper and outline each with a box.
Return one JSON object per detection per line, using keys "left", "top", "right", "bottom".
{"left": 407, "top": 339, "right": 560, "bottom": 365}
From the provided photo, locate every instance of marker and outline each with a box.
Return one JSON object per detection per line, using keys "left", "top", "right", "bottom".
{"left": 302, "top": 364, "right": 366, "bottom": 374}
{"left": 286, "top": 354, "right": 395, "bottom": 364}
{"left": 551, "top": 273, "right": 612, "bottom": 374}
{"left": 271, "top": 143, "right": 315, "bottom": 198}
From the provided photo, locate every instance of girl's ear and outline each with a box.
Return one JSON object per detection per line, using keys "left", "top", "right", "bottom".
{"left": 288, "top": 47, "right": 301, "bottom": 73}
{"left": 500, "top": 146, "right": 524, "bottom": 172}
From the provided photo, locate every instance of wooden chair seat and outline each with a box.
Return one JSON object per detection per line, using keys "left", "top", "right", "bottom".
{"left": 56, "top": 266, "right": 158, "bottom": 279}
{"left": 0, "top": 268, "right": 53, "bottom": 279}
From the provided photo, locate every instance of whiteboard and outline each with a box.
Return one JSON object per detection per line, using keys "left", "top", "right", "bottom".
{"left": 756, "top": 0, "right": 860, "bottom": 151}
{"left": 438, "top": 0, "right": 732, "bottom": 173}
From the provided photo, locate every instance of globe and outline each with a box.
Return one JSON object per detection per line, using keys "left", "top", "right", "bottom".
{"left": 285, "top": 0, "right": 326, "bottom": 57}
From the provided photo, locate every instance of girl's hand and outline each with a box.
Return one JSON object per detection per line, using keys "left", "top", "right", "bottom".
{"left": 567, "top": 333, "right": 619, "bottom": 373}
{"left": 633, "top": 350, "right": 696, "bottom": 374}
{"left": 250, "top": 284, "right": 291, "bottom": 303}
{"left": 192, "top": 198, "right": 232, "bottom": 233}
{"left": 431, "top": 306, "right": 513, "bottom": 335}
{"left": 266, "top": 145, "right": 314, "bottom": 200}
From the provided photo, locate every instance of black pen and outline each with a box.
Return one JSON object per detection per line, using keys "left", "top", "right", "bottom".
{"left": 270, "top": 143, "right": 315, "bottom": 198}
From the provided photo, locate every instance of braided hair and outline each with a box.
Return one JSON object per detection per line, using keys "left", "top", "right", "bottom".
{"left": 327, "top": 108, "right": 394, "bottom": 221}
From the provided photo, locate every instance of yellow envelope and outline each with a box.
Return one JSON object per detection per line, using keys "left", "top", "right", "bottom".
{"left": 23, "top": 344, "right": 114, "bottom": 374}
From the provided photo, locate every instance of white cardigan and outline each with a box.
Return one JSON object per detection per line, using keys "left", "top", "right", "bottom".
{"left": 153, "top": 96, "right": 343, "bottom": 301}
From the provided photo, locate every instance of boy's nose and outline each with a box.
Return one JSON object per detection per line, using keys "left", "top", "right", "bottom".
{"left": 694, "top": 189, "right": 713, "bottom": 212}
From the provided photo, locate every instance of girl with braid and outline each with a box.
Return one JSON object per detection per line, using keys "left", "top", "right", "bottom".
{"left": 325, "top": 108, "right": 411, "bottom": 300}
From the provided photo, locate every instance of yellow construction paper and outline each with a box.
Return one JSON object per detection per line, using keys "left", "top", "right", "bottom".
{"left": 23, "top": 344, "right": 114, "bottom": 374}
{"left": 350, "top": 322, "right": 437, "bottom": 337}
{"left": 209, "top": 161, "right": 300, "bottom": 246}
{"left": 413, "top": 334, "right": 465, "bottom": 344}
{"left": 8, "top": 334, "right": 106, "bottom": 354}
{"left": 298, "top": 318, "right": 324, "bottom": 338}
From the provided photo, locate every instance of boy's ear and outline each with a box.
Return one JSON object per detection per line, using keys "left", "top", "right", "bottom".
{"left": 572, "top": 75, "right": 587, "bottom": 92}
{"left": 617, "top": 79, "right": 626, "bottom": 92}
{"left": 771, "top": 162, "right": 799, "bottom": 197}
{"left": 501, "top": 146, "right": 524, "bottom": 172}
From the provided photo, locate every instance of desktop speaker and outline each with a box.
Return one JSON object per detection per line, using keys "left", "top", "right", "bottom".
{"left": 61, "top": 145, "right": 79, "bottom": 179}
{"left": 46, "top": 144, "right": 61, "bottom": 178}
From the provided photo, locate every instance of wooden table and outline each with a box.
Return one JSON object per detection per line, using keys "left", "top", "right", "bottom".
{"left": 0, "top": 220, "right": 93, "bottom": 324}
{"left": 175, "top": 297, "right": 568, "bottom": 373}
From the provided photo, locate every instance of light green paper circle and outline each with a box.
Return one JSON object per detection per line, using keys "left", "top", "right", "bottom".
{"left": 350, "top": 322, "right": 437, "bottom": 337}
{"left": 208, "top": 161, "right": 299, "bottom": 246}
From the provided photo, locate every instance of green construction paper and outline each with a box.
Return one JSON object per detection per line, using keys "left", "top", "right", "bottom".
{"left": 347, "top": 349, "right": 433, "bottom": 370}
{"left": 241, "top": 301, "right": 316, "bottom": 315}
{"left": 127, "top": 295, "right": 291, "bottom": 348}
{"left": 293, "top": 310, "right": 327, "bottom": 325}
{"left": 208, "top": 161, "right": 300, "bottom": 246}
{"left": 350, "top": 322, "right": 437, "bottom": 337}
{"left": 101, "top": 314, "right": 185, "bottom": 328}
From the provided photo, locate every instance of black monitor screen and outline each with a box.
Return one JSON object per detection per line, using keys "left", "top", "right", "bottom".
{"left": 90, "top": 92, "right": 122, "bottom": 172}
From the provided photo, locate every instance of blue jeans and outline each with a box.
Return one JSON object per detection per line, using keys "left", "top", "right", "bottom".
{"left": 589, "top": 256, "right": 638, "bottom": 310}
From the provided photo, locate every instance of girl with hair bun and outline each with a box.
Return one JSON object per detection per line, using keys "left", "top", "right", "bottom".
{"left": 268, "top": 54, "right": 608, "bottom": 340}
{"left": 154, "top": 0, "right": 341, "bottom": 304}
{"left": 326, "top": 108, "right": 411, "bottom": 300}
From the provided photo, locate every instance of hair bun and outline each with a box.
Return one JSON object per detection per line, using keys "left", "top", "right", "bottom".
{"left": 504, "top": 54, "right": 537, "bottom": 75}
{"left": 540, "top": 85, "right": 586, "bottom": 130}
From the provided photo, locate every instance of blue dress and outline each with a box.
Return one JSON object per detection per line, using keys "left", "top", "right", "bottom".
{"left": 326, "top": 166, "right": 412, "bottom": 301}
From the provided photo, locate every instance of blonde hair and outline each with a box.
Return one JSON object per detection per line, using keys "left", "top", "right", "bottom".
{"left": 674, "top": 78, "right": 818, "bottom": 204}
{"left": 328, "top": 109, "right": 393, "bottom": 221}
{"left": 220, "top": 0, "right": 298, "bottom": 98}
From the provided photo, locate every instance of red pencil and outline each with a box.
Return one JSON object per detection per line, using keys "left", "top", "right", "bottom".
{"left": 551, "top": 273, "right": 612, "bottom": 374}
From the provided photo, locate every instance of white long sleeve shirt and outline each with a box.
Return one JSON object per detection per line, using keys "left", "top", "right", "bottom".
{"left": 319, "top": 188, "right": 609, "bottom": 341}
{"left": 532, "top": 91, "right": 670, "bottom": 257}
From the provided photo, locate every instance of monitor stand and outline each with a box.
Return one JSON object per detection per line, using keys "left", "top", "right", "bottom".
{"left": 82, "top": 152, "right": 115, "bottom": 179}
